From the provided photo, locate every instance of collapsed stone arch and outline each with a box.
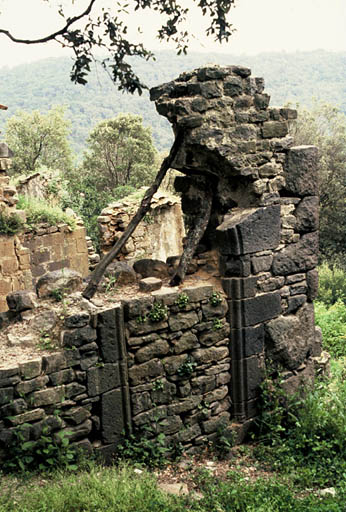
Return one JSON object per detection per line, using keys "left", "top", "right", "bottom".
{"left": 151, "top": 64, "right": 322, "bottom": 422}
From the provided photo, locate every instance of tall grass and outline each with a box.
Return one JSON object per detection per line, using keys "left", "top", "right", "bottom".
{"left": 17, "top": 195, "right": 76, "bottom": 230}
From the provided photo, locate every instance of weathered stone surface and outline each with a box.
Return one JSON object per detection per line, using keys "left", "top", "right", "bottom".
{"left": 272, "top": 232, "right": 319, "bottom": 276}
{"left": 202, "top": 411, "right": 230, "bottom": 434}
{"left": 64, "top": 312, "right": 90, "bottom": 329}
{"left": 127, "top": 318, "right": 168, "bottom": 335}
{"left": 19, "top": 359, "right": 42, "bottom": 380}
{"left": 0, "top": 367, "right": 19, "bottom": 381}
{"left": 32, "top": 386, "right": 65, "bottom": 407}
{"left": 87, "top": 364, "right": 120, "bottom": 396}
{"left": 191, "top": 375, "right": 216, "bottom": 393}
{"left": 306, "top": 269, "right": 319, "bottom": 301}
{"left": 168, "top": 311, "right": 199, "bottom": 332}
{"left": 222, "top": 277, "right": 258, "bottom": 299}
{"left": 50, "top": 368, "right": 75, "bottom": 386}
{"left": 231, "top": 325, "right": 264, "bottom": 359}
{"left": 129, "top": 359, "right": 164, "bottom": 385}
{"left": 61, "top": 419, "right": 92, "bottom": 442}
{"left": 284, "top": 146, "right": 319, "bottom": 197}
{"left": 228, "top": 291, "right": 281, "bottom": 328}
{"left": 0, "top": 387, "right": 13, "bottom": 405}
{"left": 101, "top": 389, "right": 125, "bottom": 443}
{"left": 163, "top": 354, "right": 187, "bottom": 375}
{"left": 181, "top": 285, "right": 213, "bottom": 303}
{"left": 42, "top": 353, "right": 67, "bottom": 374}
{"left": 139, "top": 277, "right": 163, "bottom": 292}
{"left": 158, "top": 415, "right": 183, "bottom": 435}
{"left": 251, "top": 254, "right": 273, "bottom": 274}
{"left": 36, "top": 269, "right": 83, "bottom": 298}
{"left": 62, "top": 406, "right": 91, "bottom": 425}
{"left": 105, "top": 261, "right": 137, "bottom": 285}
{"left": 173, "top": 332, "right": 199, "bottom": 354}
{"left": 285, "top": 294, "right": 307, "bottom": 315}
{"left": 64, "top": 382, "right": 87, "bottom": 399}
{"left": 219, "top": 255, "right": 251, "bottom": 277}
{"left": 151, "top": 379, "right": 176, "bottom": 405}
{"left": 135, "top": 340, "right": 170, "bottom": 363}
{"left": 199, "top": 323, "right": 230, "bottom": 346}
{"left": 201, "top": 298, "right": 228, "bottom": 320}
{"left": 30, "top": 310, "right": 58, "bottom": 332}
{"left": 1, "top": 398, "right": 27, "bottom": 417}
{"left": 265, "top": 303, "right": 315, "bottom": 370}
{"left": 62, "top": 326, "right": 97, "bottom": 348}
{"left": 16, "top": 375, "right": 49, "bottom": 395}
{"left": 294, "top": 196, "right": 319, "bottom": 233}
{"left": 6, "top": 291, "right": 38, "bottom": 312}
{"left": 131, "top": 391, "right": 151, "bottom": 415}
{"left": 168, "top": 396, "right": 201, "bottom": 415}
{"left": 9, "top": 408, "right": 45, "bottom": 426}
{"left": 192, "top": 346, "right": 229, "bottom": 364}
{"left": 133, "top": 259, "right": 169, "bottom": 279}
{"left": 216, "top": 206, "right": 281, "bottom": 256}
{"left": 262, "top": 121, "right": 288, "bottom": 138}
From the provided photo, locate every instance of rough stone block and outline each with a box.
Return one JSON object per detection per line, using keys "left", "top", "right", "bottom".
{"left": 32, "top": 386, "right": 65, "bottom": 407}
{"left": 191, "top": 375, "right": 216, "bottom": 393}
{"left": 307, "top": 269, "right": 319, "bottom": 301}
{"left": 199, "top": 323, "right": 230, "bottom": 346}
{"left": 221, "top": 277, "right": 258, "bottom": 299}
{"left": 135, "top": 340, "right": 170, "bottom": 363}
{"left": 228, "top": 291, "right": 281, "bottom": 328}
{"left": 284, "top": 146, "right": 319, "bottom": 197}
{"left": 9, "top": 408, "right": 45, "bottom": 426}
{"left": 139, "top": 277, "right": 162, "bottom": 292}
{"left": 202, "top": 411, "right": 230, "bottom": 434}
{"left": 16, "top": 375, "right": 49, "bottom": 395}
{"left": 42, "top": 353, "right": 67, "bottom": 374}
{"left": 219, "top": 255, "right": 251, "bottom": 277}
{"left": 129, "top": 359, "right": 164, "bottom": 385}
{"left": 19, "top": 359, "right": 42, "bottom": 380}
{"left": 191, "top": 346, "right": 229, "bottom": 364}
{"left": 172, "top": 332, "right": 199, "bottom": 354}
{"left": 168, "top": 311, "right": 199, "bottom": 332}
{"left": 0, "top": 387, "right": 14, "bottom": 406}
{"left": 216, "top": 205, "right": 281, "bottom": 256}
{"left": 64, "top": 312, "right": 90, "bottom": 329}
{"left": 87, "top": 364, "right": 120, "bottom": 397}
{"left": 272, "top": 232, "right": 319, "bottom": 276}
{"left": 265, "top": 303, "right": 315, "bottom": 370}
{"left": 62, "top": 326, "right": 97, "bottom": 348}
{"left": 251, "top": 254, "right": 273, "bottom": 274}
{"left": 201, "top": 298, "right": 228, "bottom": 320}
{"left": 101, "top": 389, "right": 125, "bottom": 444}
{"left": 97, "top": 306, "right": 124, "bottom": 363}
{"left": 61, "top": 419, "right": 92, "bottom": 442}
{"left": 6, "top": 291, "right": 38, "bottom": 312}
{"left": 62, "top": 406, "right": 91, "bottom": 425}
{"left": 1, "top": 398, "right": 27, "bottom": 417}
{"left": 294, "top": 196, "right": 319, "bottom": 233}
{"left": 262, "top": 121, "right": 288, "bottom": 138}
{"left": 50, "top": 368, "right": 75, "bottom": 386}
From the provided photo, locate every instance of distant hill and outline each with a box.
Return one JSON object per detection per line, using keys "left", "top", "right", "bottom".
{"left": 1, "top": 49, "right": 345, "bottom": 156}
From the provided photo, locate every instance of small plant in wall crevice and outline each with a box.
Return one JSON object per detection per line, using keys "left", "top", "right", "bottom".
{"left": 147, "top": 301, "right": 168, "bottom": 322}
{"left": 177, "top": 356, "right": 197, "bottom": 378}
{"left": 175, "top": 292, "right": 190, "bottom": 310}
{"left": 209, "top": 291, "right": 222, "bottom": 307}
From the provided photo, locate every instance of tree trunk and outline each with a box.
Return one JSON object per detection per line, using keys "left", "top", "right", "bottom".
{"left": 169, "top": 185, "right": 213, "bottom": 287}
{"left": 82, "top": 129, "right": 184, "bottom": 300}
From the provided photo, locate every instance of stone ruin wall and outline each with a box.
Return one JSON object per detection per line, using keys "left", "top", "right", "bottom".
{"left": 0, "top": 146, "right": 89, "bottom": 312}
{"left": 0, "top": 64, "right": 326, "bottom": 459}
{"left": 150, "top": 64, "right": 323, "bottom": 421}
{"left": 98, "top": 189, "right": 185, "bottom": 262}
{"left": 0, "top": 284, "right": 232, "bottom": 461}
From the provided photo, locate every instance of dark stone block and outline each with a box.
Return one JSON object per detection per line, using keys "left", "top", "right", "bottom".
{"left": 87, "top": 364, "right": 120, "bottom": 397}
{"left": 285, "top": 294, "right": 307, "bottom": 315}
{"left": 219, "top": 255, "right": 251, "bottom": 277}
{"left": 272, "top": 232, "right": 319, "bottom": 276}
{"left": 6, "top": 291, "right": 38, "bottom": 312}
{"left": 216, "top": 205, "right": 281, "bottom": 256}
{"left": 227, "top": 292, "right": 281, "bottom": 328}
{"left": 0, "top": 387, "right": 14, "bottom": 406}
{"left": 63, "top": 326, "right": 97, "bottom": 348}
{"left": 222, "top": 277, "right": 258, "bottom": 299}
{"left": 294, "top": 196, "right": 319, "bottom": 233}
{"left": 306, "top": 269, "right": 319, "bottom": 301}
{"left": 101, "top": 389, "right": 125, "bottom": 444}
{"left": 97, "top": 307, "right": 124, "bottom": 363}
{"left": 262, "top": 121, "right": 288, "bottom": 138}
{"left": 64, "top": 313, "right": 90, "bottom": 329}
{"left": 284, "top": 145, "right": 319, "bottom": 197}
{"left": 230, "top": 325, "right": 264, "bottom": 359}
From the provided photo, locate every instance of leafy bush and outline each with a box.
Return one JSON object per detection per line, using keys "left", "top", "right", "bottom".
{"left": 0, "top": 210, "right": 25, "bottom": 235}
{"left": 317, "top": 262, "right": 346, "bottom": 305}
{"left": 17, "top": 195, "right": 76, "bottom": 230}
{"left": 315, "top": 301, "right": 346, "bottom": 358}
{"left": 254, "top": 362, "right": 346, "bottom": 487}
{"left": 3, "top": 424, "right": 79, "bottom": 474}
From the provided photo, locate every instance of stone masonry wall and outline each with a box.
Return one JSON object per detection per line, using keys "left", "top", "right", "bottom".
{"left": 98, "top": 189, "right": 185, "bottom": 262}
{"left": 0, "top": 284, "right": 231, "bottom": 461}
{"left": 151, "top": 65, "right": 322, "bottom": 421}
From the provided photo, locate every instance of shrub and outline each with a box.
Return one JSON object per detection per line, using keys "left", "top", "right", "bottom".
{"left": 17, "top": 195, "right": 76, "bottom": 230}
{"left": 0, "top": 210, "right": 25, "bottom": 235}
{"left": 317, "top": 262, "right": 346, "bottom": 305}
{"left": 315, "top": 301, "right": 346, "bottom": 358}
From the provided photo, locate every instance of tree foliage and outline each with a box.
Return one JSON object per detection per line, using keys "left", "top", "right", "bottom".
{"left": 4, "top": 106, "right": 74, "bottom": 175}
{"left": 290, "top": 101, "right": 346, "bottom": 266}
{"left": 82, "top": 113, "right": 158, "bottom": 192}
{"left": 0, "top": 0, "right": 236, "bottom": 93}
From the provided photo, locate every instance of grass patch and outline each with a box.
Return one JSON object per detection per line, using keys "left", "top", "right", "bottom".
{"left": 17, "top": 195, "right": 76, "bottom": 231}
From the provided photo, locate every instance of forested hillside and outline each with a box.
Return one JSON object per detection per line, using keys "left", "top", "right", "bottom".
{"left": 1, "top": 49, "right": 345, "bottom": 154}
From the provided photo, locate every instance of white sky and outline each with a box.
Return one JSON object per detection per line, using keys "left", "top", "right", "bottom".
{"left": 0, "top": 0, "right": 346, "bottom": 68}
